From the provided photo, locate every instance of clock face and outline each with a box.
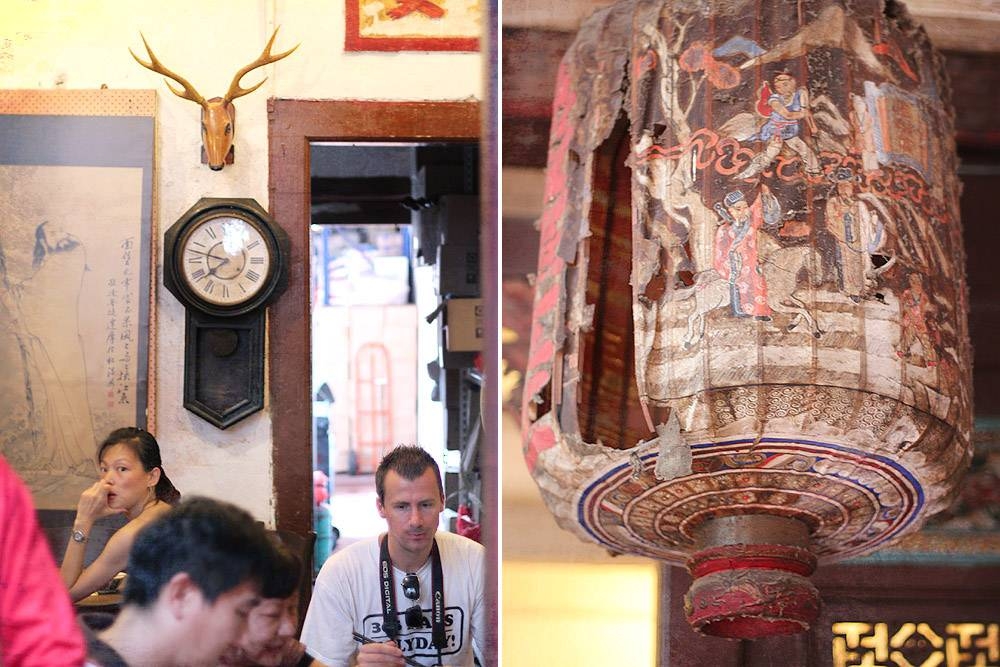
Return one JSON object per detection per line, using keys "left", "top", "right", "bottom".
{"left": 178, "top": 214, "right": 273, "bottom": 308}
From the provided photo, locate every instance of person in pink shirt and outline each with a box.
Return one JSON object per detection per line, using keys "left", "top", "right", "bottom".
{"left": 0, "top": 453, "right": 86, "bottom": 666}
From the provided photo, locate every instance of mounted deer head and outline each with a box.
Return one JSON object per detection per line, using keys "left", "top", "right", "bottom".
{"left": 130, "top": 29, "right": 298, "bottom": 171}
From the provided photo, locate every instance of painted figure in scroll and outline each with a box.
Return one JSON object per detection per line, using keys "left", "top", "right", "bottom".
{"left": 0, "top": 221, "right": 95, "bottom": 474}
{"left": 679, "top": 184, "right": 822, "bottom": 345}
{"left": 60, "top": 427, "right": 181, "bottom": 602}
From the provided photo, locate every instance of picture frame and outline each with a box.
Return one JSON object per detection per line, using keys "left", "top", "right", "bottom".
{"left": 345, "top": 0, "right": 480, "bottom": 52}
{"left": 0, "top": 89, "right": 156, "bottom": 509}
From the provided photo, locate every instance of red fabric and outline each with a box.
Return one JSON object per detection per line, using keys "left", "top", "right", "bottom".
{"left": 456, "top": 504, "right": 481, "bottom": 543}
{"left": 0, "top": 455, "right": 86, "bottom": 666}
{"left": 313, "top": 470, "right": 330, "bottom": 505}
{"left": 522, "top": 59, "right": 576, "bottom": 430}
{"left": 524, "top": 423, "right": 556, "bottom": 472}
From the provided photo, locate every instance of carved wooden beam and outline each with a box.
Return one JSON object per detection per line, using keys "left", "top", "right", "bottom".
{"left": 503, "top": 0, "right": 1000, "bottom": 52}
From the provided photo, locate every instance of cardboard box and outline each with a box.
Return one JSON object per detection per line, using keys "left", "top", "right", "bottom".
{"left": 445, "top": 298, "right": 483, "bottom": 352}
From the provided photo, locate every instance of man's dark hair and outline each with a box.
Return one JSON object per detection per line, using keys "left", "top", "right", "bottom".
{"left": 261, "top": 536, "right": 302, "bottom": 600}
{"left": 123, "top": 497, "right": 271, "bottom": 607}
{"left": 375, "top": 446, "right": 443, "bottom": 503}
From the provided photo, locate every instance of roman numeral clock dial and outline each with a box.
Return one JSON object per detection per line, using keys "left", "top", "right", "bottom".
{"left": 163, "top": 198, "right": 288, "bottom": 429}
{"left": 180, "top": 217, "right": 271, "bottom": 307}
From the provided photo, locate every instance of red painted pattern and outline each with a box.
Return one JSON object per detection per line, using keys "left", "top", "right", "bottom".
{"left": 685, "top": 566, "right": 821, "bottom": 638}
{"left": 522, "top": 58, "right": 577, "bottom": 451}
{"left": 386, "top": 0, "right": 445, "bottom": 19}
{"left": 523, "top": 338, "right": 555, "bottom": 400}
{"left": 688, "top": 543, "right": 817, "bottom": 578}
{"left": 634, "top": 127, "right": 951, "bottom": 224}
{"left": 344, "top": 0, "right": 477, "bottom": 52}
{"left": 578, "top": 440, "right": 921, "bottom": 562}
{"left": 525, "top": 423, "right": 556, "bottom": 472}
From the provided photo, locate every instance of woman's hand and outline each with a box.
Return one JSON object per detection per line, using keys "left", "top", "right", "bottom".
{"left": 75, "top": 481, "right": 125, "bottom": 528}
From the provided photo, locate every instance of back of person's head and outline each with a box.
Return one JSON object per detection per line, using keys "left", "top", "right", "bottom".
{"left": 260, "top": 536, "right": 302, "bottom": 600}
{"left": 123, "top": 497, "right": 270, "bottom": 607}
{"left": 98, "top": 427, "right": 181, "bottom": 505}
{"left": 375, "top": 445, "right": 443, "bottom": 502}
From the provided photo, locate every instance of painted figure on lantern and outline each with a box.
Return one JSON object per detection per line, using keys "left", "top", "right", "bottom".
{"left": 898, "top": 272, "right": 939, "bottom": 367}
{"left": 738, "top": 70, "right": 821, "bottom": 179}
{"left": 824, "top": 167, "right": 889, "bottom": 302}
{"left": 713, "top": 186, "right": 781, "bottom": 320}
{"left": 849, "top": 93, "right": 880, "bottom": 172}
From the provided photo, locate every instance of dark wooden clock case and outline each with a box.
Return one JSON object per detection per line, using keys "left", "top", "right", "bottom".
{"left": 163, "top": 198, "right": 288, "bottom": 429}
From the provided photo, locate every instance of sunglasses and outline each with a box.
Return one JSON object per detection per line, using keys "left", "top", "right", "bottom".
{"left": 401, "top": 573, "right": 424, "bottom": 629}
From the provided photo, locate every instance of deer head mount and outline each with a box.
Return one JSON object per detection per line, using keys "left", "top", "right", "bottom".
{"left": 130, "top": 29, "right": 298, "bottom": 171}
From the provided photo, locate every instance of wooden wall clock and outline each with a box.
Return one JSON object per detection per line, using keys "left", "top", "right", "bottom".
{"left": 163, "top": 198, "right": 289, "bottom": 428}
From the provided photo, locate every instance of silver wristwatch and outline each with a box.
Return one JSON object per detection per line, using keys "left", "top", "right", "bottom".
{"left": 71, "top": 529, "right": 88, "bottom": 543}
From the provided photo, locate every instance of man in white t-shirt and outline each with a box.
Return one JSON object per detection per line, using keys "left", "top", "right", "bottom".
{"left": 301, "top": 446, "right": 485, "bottom": 666}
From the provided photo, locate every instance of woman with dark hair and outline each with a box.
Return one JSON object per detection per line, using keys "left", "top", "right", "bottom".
{"left": 60, "top": 427, "right": 181, "bottom": 602}
{"left": 219, "top": 538, "right": 327, "bottom": 667}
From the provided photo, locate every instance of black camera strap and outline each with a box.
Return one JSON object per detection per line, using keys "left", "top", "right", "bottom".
{"left": 379, "top": 535, "right": 446, "bottom": 655}
{"left": 429, "top": 539, "right": 446, "bottom": 651}
{"left": 378, "top": 535, "right": 403, "bottom": 640}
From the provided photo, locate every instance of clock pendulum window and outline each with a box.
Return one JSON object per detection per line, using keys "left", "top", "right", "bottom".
{"left": 163, "top": 198, "right": 289, "bottom": 429}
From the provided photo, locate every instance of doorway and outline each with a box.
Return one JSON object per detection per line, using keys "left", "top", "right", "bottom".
{"left": 268, "top": 98, "right": 486, "bottom": 652}
{"left": 308, "top": 141, "right": 479, "bottom": 566}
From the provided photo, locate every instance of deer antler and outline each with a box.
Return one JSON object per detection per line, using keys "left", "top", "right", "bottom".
{"left": 224, "top": 27, "right": 299, "bottom": 104}
{"left": 129, "top": 33, "right": 208, "bottom": 107}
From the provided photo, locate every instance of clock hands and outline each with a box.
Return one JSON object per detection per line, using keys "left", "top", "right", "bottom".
{"left": 186, "top": 247, "right": 231, "bottom": 263}
{"left": 187, "top": 246, "right": 239, "bottom": 279}
{"left": 207, "top": 255, "right": 231, "bottom": 276}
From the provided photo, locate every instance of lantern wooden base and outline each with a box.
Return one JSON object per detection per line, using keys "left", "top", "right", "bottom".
{"left": 684, "top": 516, "right": 820, "bottom": 639}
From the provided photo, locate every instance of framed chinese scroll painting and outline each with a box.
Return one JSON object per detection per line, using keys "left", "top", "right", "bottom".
{"left": 0, "top": 89, "right": 154, "bottom": 509}
{"left": 346, "top": 0, "right": 480, "bottom": 52}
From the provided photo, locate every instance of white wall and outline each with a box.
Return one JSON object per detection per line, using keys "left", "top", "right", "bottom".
{"left": 0, "top": 0, "right": 482, "bottom": 523}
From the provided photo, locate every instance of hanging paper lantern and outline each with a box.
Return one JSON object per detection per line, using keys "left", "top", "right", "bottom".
{"left": 521, "top": 0, "right": 971, "bottom": 639}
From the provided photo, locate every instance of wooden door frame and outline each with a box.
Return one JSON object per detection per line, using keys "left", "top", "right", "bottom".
{"left": 267, "top": 99, "right": 481, "bottom": 536}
